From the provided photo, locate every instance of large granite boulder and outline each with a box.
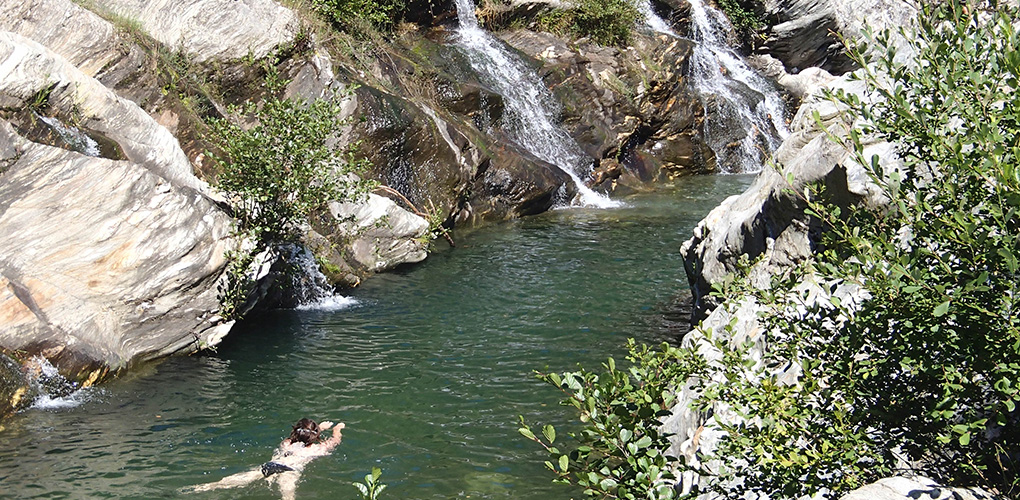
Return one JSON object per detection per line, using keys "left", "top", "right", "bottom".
{"left": 756, "top": 0, "right": 918, "bottom": 75}
{"left": 91, "top": 0, "right": 301, "bottom": 63}
{"left": 839, "top": 476, "right": 995, "bottom": 500}
{"left": 0, "top": 32, "right": 234, "bottom": 383}
{"left": 318, "top": 193, "right": 431, "bottom": 274}
{"left": 680, "top": 71, "right": 899, "bottom": 317}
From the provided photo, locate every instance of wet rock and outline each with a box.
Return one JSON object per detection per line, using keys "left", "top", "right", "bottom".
{"left": 347, "top": 55, "right": 573, "bottom": 224}
{"left": 498, "top": 29, "right": 715, "bottom": 187}
{"left": 470, "top": 149, "right": 578, "bottom": 219}
{"left": 0, "top": 354, "right": 31, "bottom": 417}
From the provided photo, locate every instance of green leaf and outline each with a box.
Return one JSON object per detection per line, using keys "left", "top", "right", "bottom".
{"left": 933, "top": 300, "right": 950, "bottom": 317}
{"left": 543, "top": 425, "right": 556, "bottom": 444}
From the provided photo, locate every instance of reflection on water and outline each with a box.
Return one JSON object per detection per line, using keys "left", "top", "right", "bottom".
{"left": 0, "top": 175, "right": 753, "bottom": 499}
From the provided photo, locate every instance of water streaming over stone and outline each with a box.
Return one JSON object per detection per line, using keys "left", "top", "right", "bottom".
{"left": 37, "top": 114, "right": 102, "bottom": 157}
{"left": 636, "top": 0, "right": 676, "bottom": 35}
{"left": 26, "top": 356, "right": 98, "bottom": 410}
{"left": 686, "top": 0, "right": 789, "bottom": 173}
{"left": 283, "top": 244, "right": 359, "bottom": 310}
{"left": 452, "top": 0, "right": 619, "bottom": 208}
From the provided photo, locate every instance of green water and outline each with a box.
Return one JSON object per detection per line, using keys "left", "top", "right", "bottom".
{"left": 0, "top": 175, "right": 752, "bottom": 499}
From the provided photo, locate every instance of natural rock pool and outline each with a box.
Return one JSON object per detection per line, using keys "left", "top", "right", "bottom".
{"left": 0, "top": 175, "right": 752, "bottom": 499}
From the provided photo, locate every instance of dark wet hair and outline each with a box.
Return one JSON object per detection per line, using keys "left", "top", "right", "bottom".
{"left": 288, "top": 418, "right": 320, "bottom": 446}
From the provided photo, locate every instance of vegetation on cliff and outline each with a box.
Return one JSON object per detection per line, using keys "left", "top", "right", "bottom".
{"left": 208, "top": 88, "right": 374, "bottom": 319}
{"left": 524, "top": 0, "right": 1019, "bottom": 497}
{"left": 532, "top": 0, "right": 641, "bottom": 47}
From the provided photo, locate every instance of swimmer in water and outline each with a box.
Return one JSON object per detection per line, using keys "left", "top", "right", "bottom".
{"left": 185, "top": 418, "right": 344, "bottom": 500}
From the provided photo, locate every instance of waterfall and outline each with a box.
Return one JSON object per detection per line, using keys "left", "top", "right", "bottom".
{"left": 636, "top": 0, "right": 676, "bottom": 36}
{"left": 288, "top": 246, "right": 359, "bottom": 311}
{"left": 28, "top": 356, "right": 98, "bottom": 410}
{"left": 686, "top": 0, "right": 789, "bottom": 173}
{"left": 37, "top": 114, "right": 102, "bottom": 157}
{"left": 452, "top": 0, "right": 619, "bottom": 208}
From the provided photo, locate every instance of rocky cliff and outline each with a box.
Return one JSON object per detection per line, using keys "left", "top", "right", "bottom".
{"left": 0, "top": 0, "right": 716, "bottom": 410}
{"left": 672, "top": 0, "right": 1005, "bottom": 498}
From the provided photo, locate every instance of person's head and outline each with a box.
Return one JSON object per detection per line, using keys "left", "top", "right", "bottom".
{"left": 288, "top": 418, "right": 320, "bottom": 446}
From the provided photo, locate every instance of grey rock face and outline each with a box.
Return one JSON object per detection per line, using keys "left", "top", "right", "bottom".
{"left": 839, "top": 476, "right": 996, "bottom": 500}
{"left": 91, "top": 0, "right": 301, "bottom": 63}
{"left": 0, "top": 121, "right": 234, "bottom": 379}
{"left": 0, "top": 33, "right": 234, "bottom": 382}
{"left": 0, "top": 0, "right": 121, "bottom": 76}
{"left": 0, "top": 32, "right": 205, "bottom": 193}
{"left": 324, "top": 193, "right": 430, "bottom": 274}
{"left": 758, "top": 0, "right": 918, "bottom": 75}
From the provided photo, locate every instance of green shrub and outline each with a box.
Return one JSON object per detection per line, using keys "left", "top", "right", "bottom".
{"left": 527, "top": 0, "right": 1020, "bottom": 497}
{"left": 311, "top": 0, "right": 407, "bottom": 33}
{"left": 210, "top": 92, "right": 372, "bottom": 246}
{"left": 209, "top": 91, "right": 373, "bottom": 318}
{"left": 715, "top": 0, "right": 766, "bottom": 47}
{"left": 519, "top": 340, "right": 706, "bottom": 499}
{"left": 536, "top": 0, "right": 640, "bottom": 47}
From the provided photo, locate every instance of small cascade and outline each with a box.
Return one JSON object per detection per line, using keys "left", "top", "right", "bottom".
{"left": 287, "top": 246, "right": 359, "bottom": 311}
{"left": 686, "top": 0, "right": 789, "bottom": 173}
{"left": 27, "top": 356, "right": 98, "bottom": 410}
{"left": 37, "top": 114, "right": 102, "bottom": 157}
{"left": 636, "top": 0, "right": 676, "bottom": 36}
{"left": 452, "top": 0, "right": 619, "bottom": 208}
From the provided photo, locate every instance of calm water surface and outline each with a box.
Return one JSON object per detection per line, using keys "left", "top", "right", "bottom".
{"left": 0, "top": 175, "right": 752, "bottom": 499}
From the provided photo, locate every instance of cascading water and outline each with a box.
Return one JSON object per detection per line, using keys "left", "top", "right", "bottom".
{"left": 26, "top": 356, "right": 97, "bottom": 410}
{"left": 636, "top": 0, "right": 676, "bottom": 36}
{"left": 280, "top": 245, "right": 359, "bottom": 311}
{"left": 686, "top": 0, "right": 789, "bottom": 173}
{"left": 37, "top": 114, "right": 102, "bottom": 157}
{"left": 452, "top": 0, "right": 619, "bottom": 208}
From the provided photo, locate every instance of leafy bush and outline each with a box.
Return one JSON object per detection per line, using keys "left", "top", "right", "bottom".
{"left": 209, "top": 91, "right": 373, "bottom": 318}
{"left": 210, "top": 93, "right": 372, "bottom": 246}
{"left": 311, "top": 0, "right": 407, "bottom": 33}
{"left": 715, "top": 0, "right": 766, "bottom": 47}
{"left": 527, "top": 0, "right": 1020, "bottom": 497}
{"left": 520, "top": 340, "right": 706, "bottom": 499}
{"left": 536, "top": 0, "right": 640, "bottom": 47}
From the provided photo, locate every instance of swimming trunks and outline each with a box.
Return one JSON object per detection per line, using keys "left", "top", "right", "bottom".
{"left": 260, "top": 461, "right": 295, "bottom": 477}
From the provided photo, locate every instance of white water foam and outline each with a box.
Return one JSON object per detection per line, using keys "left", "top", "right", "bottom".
{"left": 26, "top": 356, "right": 98, "bottom": 411}
{"left": 636, "top": 0, "right": 676, "bottom": 35}
{"left": 37, "top": 114, "right": 102, "bottom": 157}
{"left": 295, "top": 294, "right": 359, "bottom": 311}
{"left": 30, "top": 390, "right": 99, "bottom": 410}
{"left": 453, "top": 0, "right": 620, "bottom": 208}
{"left": 288, "top": 246, "right": 361, "bottom": 311}
{"left": 686, "top": 0, "right": 789, "bottom": 173}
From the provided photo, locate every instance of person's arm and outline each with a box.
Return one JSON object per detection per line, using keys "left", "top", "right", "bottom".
{"left": 322, "top": 422, "right": 344, "bottom": 451}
